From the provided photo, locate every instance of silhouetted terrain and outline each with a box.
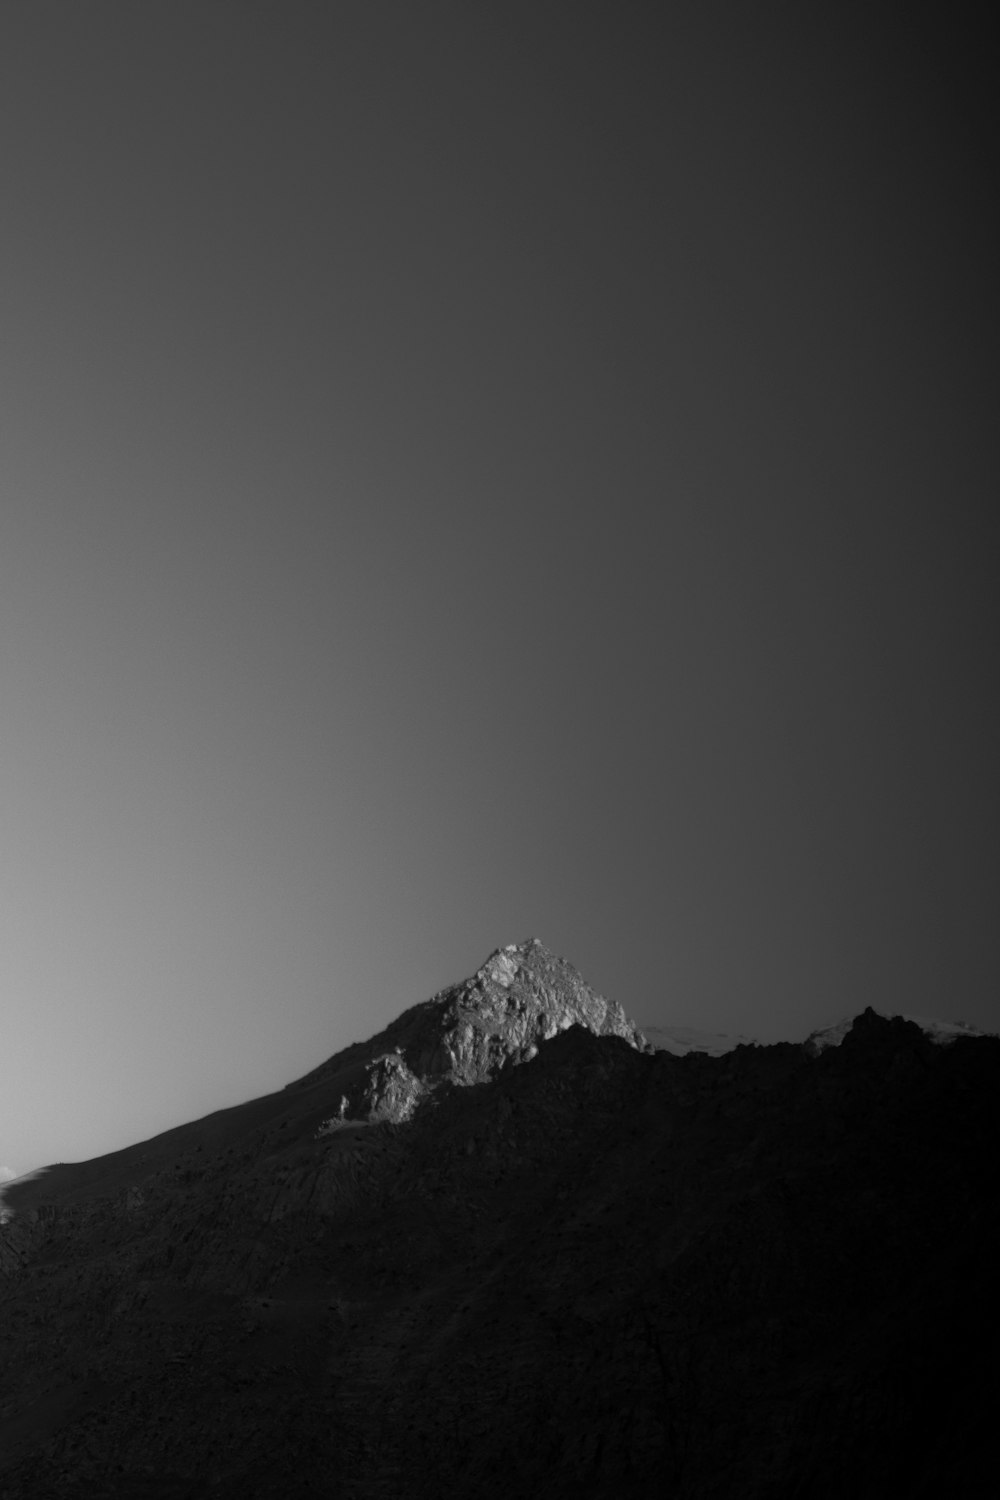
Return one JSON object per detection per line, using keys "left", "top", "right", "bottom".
{"left": 2, "top": 944, "right": 997, "bottom": 1497}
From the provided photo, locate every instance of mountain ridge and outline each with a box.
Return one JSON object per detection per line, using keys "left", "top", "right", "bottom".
{"left": 1, "top": 945, "right": 998, "bottom": 1496}
{"left": 804, "top": 1005, "right": 995, "bottom": 1055}
{"left": 0, "top": 940, "right": 645, "bottom": 1217}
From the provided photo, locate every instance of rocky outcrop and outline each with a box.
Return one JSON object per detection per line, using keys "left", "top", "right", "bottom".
{"left": 293, "top": 937, "right": 651, "bottom": 1122}
{"left": 413, "top": 937, "right": 650, "bottom": 1080}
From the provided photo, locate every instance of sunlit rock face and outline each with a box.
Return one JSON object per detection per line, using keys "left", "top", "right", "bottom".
{"left": 417, "top": 938, "right": 651, "bottom": 1081}
{"left": 294, "top": 938, "right": 651, "bottom": 1123}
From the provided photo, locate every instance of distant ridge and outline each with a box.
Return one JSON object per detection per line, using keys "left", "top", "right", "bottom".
{"left": 804, "top": 1006, "right": 995, "bottom": 1056}
{"left": 639, "top": 1023, "right": 757, "bottom": 1057}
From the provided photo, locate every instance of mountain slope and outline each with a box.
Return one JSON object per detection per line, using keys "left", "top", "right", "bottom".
{"left": 1, "top": 940, "right": 644, "bottom": 1217}
{"left": 1, "top": 957, "right": 998, "bottom": 1497}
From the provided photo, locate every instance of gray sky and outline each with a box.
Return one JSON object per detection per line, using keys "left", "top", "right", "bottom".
{"left": 2, "top": 3, "right": 997, "bottom": 1174}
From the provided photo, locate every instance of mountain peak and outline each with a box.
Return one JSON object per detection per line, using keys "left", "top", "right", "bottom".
{"left": 291, "top": 939, "right": 650, "bottom": 1122}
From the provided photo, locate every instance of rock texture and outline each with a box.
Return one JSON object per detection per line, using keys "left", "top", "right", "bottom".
{"left": 290, "top": 937, "right": 651, "bottom": 1122}
{"left": 1, "top": 955, "right": 998, "bottom": 1497}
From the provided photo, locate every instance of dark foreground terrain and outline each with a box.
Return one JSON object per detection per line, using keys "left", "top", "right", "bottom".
{"left": 2, "top": 942, "right": 998, "bottom": 1497}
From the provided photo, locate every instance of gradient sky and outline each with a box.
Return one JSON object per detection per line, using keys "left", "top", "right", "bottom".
{"left": 2, "top": 4, "right": 997, "bottom": 1175}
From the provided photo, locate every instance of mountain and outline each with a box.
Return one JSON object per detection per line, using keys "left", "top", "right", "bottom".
{"left": 1, "top": 947, "right": 998, "bottom": 1497}
{"left": 285, "top": 936, "right": 651, "bottom": 1117}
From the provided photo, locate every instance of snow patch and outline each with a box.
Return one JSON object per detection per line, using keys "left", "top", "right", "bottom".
{"left": 640, "top": 1025, "right": 755, "bottom": 1058}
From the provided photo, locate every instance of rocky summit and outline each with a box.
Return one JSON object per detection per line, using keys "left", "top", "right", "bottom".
{"left": 287, "top": 937, "right": 651, "bottom": 1120}
{"left": 1, "top": 947, "right": 998, "bottom": 1498}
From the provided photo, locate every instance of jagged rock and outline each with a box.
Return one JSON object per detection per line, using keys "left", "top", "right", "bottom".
{"left": 358, "top": 1051, "right": 424, "bottom": 1121}
{"left": 292, "top": 937, "right": 651, "bottom": 1121}
{"left": 418, "top": 937, "right": 651, "bottom": 1082}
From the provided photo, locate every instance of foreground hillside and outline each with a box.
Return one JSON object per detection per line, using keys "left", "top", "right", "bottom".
{"left": 2, "top": 947, "right": 998, "bottom": 1497}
